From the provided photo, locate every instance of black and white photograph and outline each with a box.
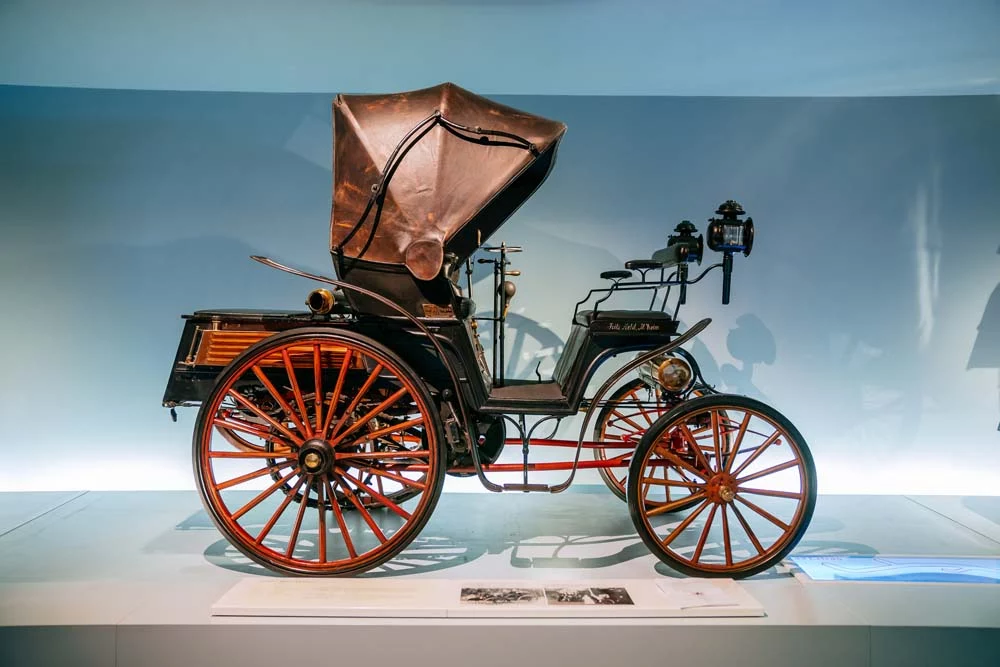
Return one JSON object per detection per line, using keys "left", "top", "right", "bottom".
{"left": 544, "top": 587, "right": 635, "bottom": 605}
{"left": 460, "top": 587, "right": 546, "bottom": 605}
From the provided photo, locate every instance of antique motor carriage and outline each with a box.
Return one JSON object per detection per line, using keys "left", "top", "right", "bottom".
{"left": 163, "top": 83, "right": 816, "bottom": 578}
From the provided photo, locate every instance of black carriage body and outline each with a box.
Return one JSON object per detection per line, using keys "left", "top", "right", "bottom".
{"left": 163, "top": 307, "right": 678, "bottom": 422}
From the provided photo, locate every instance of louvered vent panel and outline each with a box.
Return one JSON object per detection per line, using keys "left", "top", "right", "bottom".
{"left": 194, "top": 330, "right": 350, "bottom": 368}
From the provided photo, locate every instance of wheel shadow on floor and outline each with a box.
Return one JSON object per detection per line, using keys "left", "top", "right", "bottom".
{"left": 200, "top": 532, "right": 490, "bottom": 578}
{"left": 184, "top": 491, "right": 876, "bottom": 580}
{"left": 185, "top": 490, "right": 663, "bottom": 577}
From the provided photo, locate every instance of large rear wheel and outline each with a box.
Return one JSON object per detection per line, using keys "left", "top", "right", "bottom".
{"left": 193, "top": 328, "right": 445, "bottom": 576}
{"left": 628, "top": 394, "right": 815, "bottom": 578}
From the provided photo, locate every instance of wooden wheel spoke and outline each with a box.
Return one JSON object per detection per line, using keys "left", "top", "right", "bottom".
{"left": 210, "top": 450, "right": 294, "bottom": 459}
{"left": 316, "top": 480, "right": 327, "bottom": 563}
{"left": 735, "top": 494, "right": 790, "bottom": 531}
{"left": 723, "top": 412, "right": 752, "bottom": 473}
{"left": 686, "top": 424, "right": 714, "bottom": 438}
{"left": 348, "top": 417, "right": 425, "bottom": 449}
{"left": 692, "top": 503, "right": 719, "bottom": 563}
{"left": 329, "top": 362, "right": 384, "bottom": 440}
{"left": 312, "top": 344, "right": 324, "bottom": 434}
{"left": 660, "top": 457, "right": 671, "bottom": 502}
{"left": 336, "top": 450, "right": 430, "bottom": 462}
{"left": 230, "top": 467, "right": 301, "bottom": 521}
{"left": 354, "top": 466, "right": 427, "bottom": 491}
{"left": 338, "top": 469, "right": 412, "bottom": 520}
{"left": 334, "top": 476, "right": 388, "bottom": 543}
{"left": 730, "top": 503, "right": 764, "bottom": 555}
{"left": 737, "top": 486, "right": 803, "bottom": 500}
{"left": 721, "top": 505, "right": 733, "bottom": 566}
{"left": 711, "top": 410, "right": 723, "bottom": 471}
{"left": 227, "top": 390, "right": 304, "bottom": 446}
{"left": 322, "top": 348, "right": 353, "bottom": 439}
{"left": 280, "top": 350, "right": 313, "bottom": 439}
{"left": 660, "top": 499, "right": 712, "bottom": 548}
{"left": 626, "top": 390, "right": 655, "bottom": 426}
{"left": 640, "top": 458, "right": 653, "bottom": 499}
{"left": 285, "top": 479, "right": 311, "bottom": 557}
{"left": 325, "top": 477, "right": 357, "bottom": 558}
{"left": 737, "top": 459, "right": 800, "bottom": 484}
{"left": 647, "top": 491, "right": 708, "bottom": 518}
{"left": 217, "top": 460, "right": 295, "bottom": 490}
{"left": 330, "top": 387, "right": 410, "bottom": 446}
{"left": 251, "top": 366, "right": 310, "bottom": 438}
{"left": 731, "top": 428, "right": 783, "bottom": 478}
{"left": 651, "top": 444, "right": 709, "bottom": 481}
{"left": 678, "top": 423, "right": 713, "bottom": 473}
{"left": 611, "top": 409, "right": 647, "bottom": 433}
{"left": 256, "top": 476, "right": 306, "bottom": 544}
{"left": 607, "top": 418, "right": 644, "bottom": 437}
{"left": 640, "top": 477, "right": 702, "bottom": 489}
{"left": 213, "top": 416, "right": 275, "bottom": 441}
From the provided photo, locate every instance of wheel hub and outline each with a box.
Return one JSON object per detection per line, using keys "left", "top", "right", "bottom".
{"left": 706, "top": 471, "right": 737, "bottom": 503}
{"left": 298, "top": 439, "right": 334, "bottom": 475}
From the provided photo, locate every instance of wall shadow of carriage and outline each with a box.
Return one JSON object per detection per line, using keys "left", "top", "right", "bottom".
{"left": 163, "top": 83, "right": 816, "bottom": 578}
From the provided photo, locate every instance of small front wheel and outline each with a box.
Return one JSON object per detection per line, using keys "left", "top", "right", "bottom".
{"left": 627, "top": 394, "right": 816, "bottom": 578}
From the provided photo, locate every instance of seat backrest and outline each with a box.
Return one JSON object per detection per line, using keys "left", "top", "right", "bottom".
{"left": 553, "top": 323, "right": 590, "bottom": 388}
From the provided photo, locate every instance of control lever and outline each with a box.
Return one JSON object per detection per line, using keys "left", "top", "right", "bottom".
{"left": 478, "top": 240, "right": 522, "bottom": 387}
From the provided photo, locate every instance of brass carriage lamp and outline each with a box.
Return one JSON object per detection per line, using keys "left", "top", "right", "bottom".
{"left": 654, "top": 221, "right": 704, "bottom": 306}
{"left": 706, "top": 200, "right": 754, "bottom": 256}
{"left": 706, "top": 200, "right": 754, "bottom": 304}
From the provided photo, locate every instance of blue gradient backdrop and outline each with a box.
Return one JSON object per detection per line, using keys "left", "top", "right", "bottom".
{"left": 1, "top": 85, "right": 998, "bottom": 493}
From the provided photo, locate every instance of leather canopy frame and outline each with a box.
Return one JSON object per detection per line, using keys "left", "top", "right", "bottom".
{"left": 331, "top": 83, "right": 567, "bottom": 281}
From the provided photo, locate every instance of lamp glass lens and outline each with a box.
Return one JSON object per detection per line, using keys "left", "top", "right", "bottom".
{"left": 721, "top": 223, "right": 744, "bottom": 248}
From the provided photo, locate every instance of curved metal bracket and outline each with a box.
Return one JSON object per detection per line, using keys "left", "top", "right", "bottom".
{"left": 547, "top": 316, "right": 713, "bottom": 493}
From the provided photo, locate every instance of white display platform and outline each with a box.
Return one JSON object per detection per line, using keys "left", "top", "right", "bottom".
{"left": 212, "top": 577, "right": 765, "bottom": 618}
{"left": 0, "top": 490, "right": 998, "bottom": 667}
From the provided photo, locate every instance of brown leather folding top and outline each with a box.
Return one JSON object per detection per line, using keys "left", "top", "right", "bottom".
{"left": 330, "top": 83, "right": 567, "bottom": 281}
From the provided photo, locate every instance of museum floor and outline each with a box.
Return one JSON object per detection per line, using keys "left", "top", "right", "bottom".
{"left": 0, "top": 490, "right": 997, "bottom": 667}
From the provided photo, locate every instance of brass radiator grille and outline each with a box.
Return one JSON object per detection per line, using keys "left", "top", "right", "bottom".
{"left": 192, "top": 330, "right": 350, "bottom": 368}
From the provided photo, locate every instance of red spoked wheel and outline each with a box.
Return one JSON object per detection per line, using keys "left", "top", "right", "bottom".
{"left": 628, "top": 394, "right": 815, "bottom": 578}
{"left": 593, "top": 378, "right": 709, "bottom": 511}
{"left": 193, "top": 328, "right": 445, "bottom": 576}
